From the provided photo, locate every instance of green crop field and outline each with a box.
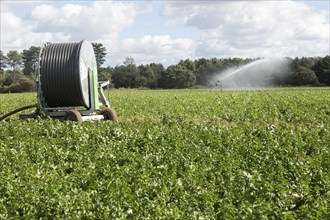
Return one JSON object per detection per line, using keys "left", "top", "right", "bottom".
{"left": 0, "top": 88, "right": 329, "bottom": 219}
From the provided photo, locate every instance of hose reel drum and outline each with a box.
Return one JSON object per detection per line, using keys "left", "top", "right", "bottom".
{"left": 36, "top": 40, "right": 116, "bottom": 121}
{"left": 40, "top": 40, "right": 94, "bottom": 108}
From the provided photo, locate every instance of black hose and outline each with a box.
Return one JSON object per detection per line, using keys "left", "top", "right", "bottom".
{"left": 40, "top": 41, "right": 88, "bottom": 108}
{"left": 0, "top": 104, "right": 37, "bottom": 121}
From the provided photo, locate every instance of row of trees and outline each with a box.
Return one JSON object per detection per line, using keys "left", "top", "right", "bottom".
{"left": 101, "top": 56, "right": 329, "bottom": 89}
{"left": 0, "top": 43, "right": 329, "bottom": 93}
{"left": 0, "top": 48, "right": 40, "bottom": 93}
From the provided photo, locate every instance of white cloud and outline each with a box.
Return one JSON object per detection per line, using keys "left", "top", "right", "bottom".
{"left": 1, "top": 1, "right": 138, "bottom": 59}
{"left": 162, "top": 1, "right": 330, "bottom": 58}
{"left": 30, "top": 4, "right": 59, "bottom": 21}
{"left": 1, "top": 9, "right": 70, "bottom": 51}
{"left": 29, "top": 1, "right": 137, "bottom": 40}
{"left": 0, "top": 11, "right": 26, "bottom": 49}
{"left": 120, "top": 35, "right": 197, "bottom": 66}
{"left": 60, "top": 4, "right": 83, "bottom": 18}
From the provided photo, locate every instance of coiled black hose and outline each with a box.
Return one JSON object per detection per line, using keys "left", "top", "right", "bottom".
{"left": 40, "top": 41, "right": 88, "bottom": 107}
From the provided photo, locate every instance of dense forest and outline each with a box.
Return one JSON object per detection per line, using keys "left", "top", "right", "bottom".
{"left": 0, "top": 43, "right": 329, "bottom": 93}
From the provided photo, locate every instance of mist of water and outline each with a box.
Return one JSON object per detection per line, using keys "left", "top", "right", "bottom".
{"left": 211, "top": 58, "right": 291, "bottom": 89}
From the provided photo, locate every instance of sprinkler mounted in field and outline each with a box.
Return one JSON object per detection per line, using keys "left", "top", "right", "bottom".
{"left": 0, "top": 40, "right": 117, "bottom": 122}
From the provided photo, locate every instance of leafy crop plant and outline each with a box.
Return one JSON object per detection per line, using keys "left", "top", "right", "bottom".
{"left": 0, "top": 88, "right": 329, "bottom": 219}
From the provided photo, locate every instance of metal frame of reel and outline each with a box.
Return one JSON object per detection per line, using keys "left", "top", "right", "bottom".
{"left": 20, "top": 43, "right": 115, "bottom": 121}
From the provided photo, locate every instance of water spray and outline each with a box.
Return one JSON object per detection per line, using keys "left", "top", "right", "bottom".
{"left": 211, "top": 58, "right": 291, "bottom": 89}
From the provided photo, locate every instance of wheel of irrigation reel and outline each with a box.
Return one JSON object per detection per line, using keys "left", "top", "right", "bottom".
{"left": 64, "top": 110, "right": 83, "bottom": 122}
{"left": 100, "top": 108, "right": 118, "bottom": 121}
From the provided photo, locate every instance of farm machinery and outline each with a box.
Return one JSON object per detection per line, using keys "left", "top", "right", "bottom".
{"left": 0, "top": 40, "right": 117, "bottom": 122}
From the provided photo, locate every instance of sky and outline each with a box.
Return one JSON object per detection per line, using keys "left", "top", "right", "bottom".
{"left": 1, "top": 0, "right": 329, "bottom": 67}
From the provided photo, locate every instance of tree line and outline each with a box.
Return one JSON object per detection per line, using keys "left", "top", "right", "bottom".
{"left": 0, "top": 43, "right": 329, "bottom": 93}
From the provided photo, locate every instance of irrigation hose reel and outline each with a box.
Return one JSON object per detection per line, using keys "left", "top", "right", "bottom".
{"left": 1, "top": 40, "right": 117, "bottom": 122}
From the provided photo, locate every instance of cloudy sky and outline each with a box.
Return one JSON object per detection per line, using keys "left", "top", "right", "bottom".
{"left": 1, "top": 0, "right": 329, "bottom": 67}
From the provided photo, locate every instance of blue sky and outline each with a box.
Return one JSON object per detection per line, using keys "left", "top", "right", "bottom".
{"left": 1, "top": 0, "right": 329, "bottom": 67}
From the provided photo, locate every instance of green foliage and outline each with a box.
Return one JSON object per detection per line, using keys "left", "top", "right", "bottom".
{"left": 1, "top": 71, "right": 21, "bottom": 86}
{"left": 123, "top": 56, "right": 135, "bottom": 66}
{"left": 0, "top": 50, "right": 7, "bottom": 72}
{"left": 6, "top": 51, "right": 22, "bottom": 71}
{"left": 160, "top": 65, "right": 196, "bottom": 88}
{"left": 292, "top": 66, "right": 319, "bottom": 86}
{"left": 17, "top": 75, "right": 36, "bottom": 92}
{"left": 97, "top": 67, "right": 114, "bottom": 88}
{"left": 112, "top": 64, "right": 141, "bottom": 88}
{"left": 22, "top": 46, "right": 40, "bottom": 77}
{"left": 137, "top": 64, "right": 156, "bottom": 88}
{"left": 112, "top": 63, "right": 164, "bottom": 89}
{"left": 92, "top": 43, "right": 107, "bottom": 70}
{"left": 0, "top": 72, "right": 35, "bottom": 93}
{"left": 288, "top": 58, "right": 319, "bottom": 86}
{"left": 313, "top": 56, "right": 330, "bottom": 85}
{"left": 0, "top": 88, "right": 329, "bottom": 219}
